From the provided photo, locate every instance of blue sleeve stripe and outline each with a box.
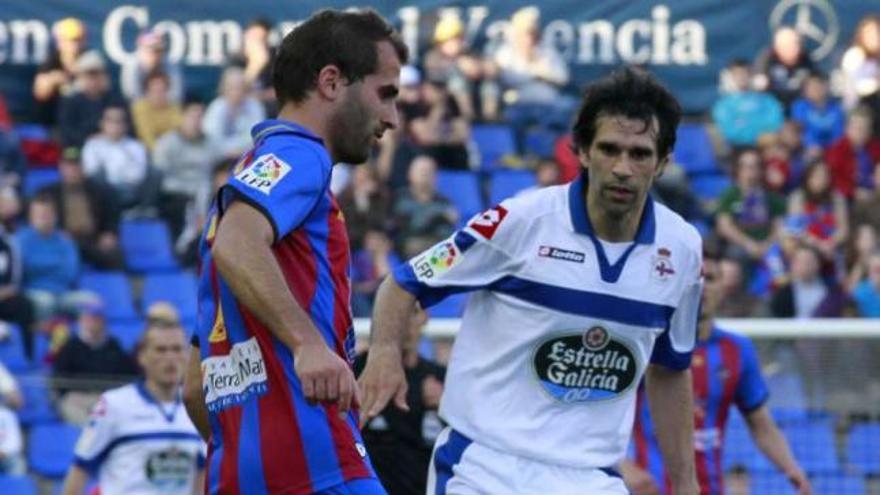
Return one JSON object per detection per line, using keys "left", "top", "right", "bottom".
{"left": 74, "top": 455, "right": 99, "bottom": 474}
{"left": 489, "top": 276, "right": 676, "bottom": 328}
{"left": 454, "top": 231, "right": 477, "bottom": 252}
{"left": 391, "top": 262, "right": 482, "bottom": 309}
{"left": 649, "top": 327, "right": 693, "bottom": 370}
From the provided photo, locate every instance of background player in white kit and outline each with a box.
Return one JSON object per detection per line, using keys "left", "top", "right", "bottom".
{"left": 61, "top": 318, "right": 205, "bottom": 495}
{"left": 359, "top": 67, "right": 702, "bottom": 495}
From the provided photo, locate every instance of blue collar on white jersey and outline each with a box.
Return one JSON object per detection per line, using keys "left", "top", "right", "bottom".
{"left": 567, "top": 173, "right": 656, "bottom": 244}
{"left": 135, "top": 380, "right": 182, "bottom": 423}
{"left": 250, "top": 118, "right": 325, "bottom": 147}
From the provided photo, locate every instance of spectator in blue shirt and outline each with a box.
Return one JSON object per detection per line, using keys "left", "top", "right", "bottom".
{"left": 791, "top": 72, "right": 845, "bottom": 151}
{"left": 16, "top": 193, "right": 92, "bottom": 321}
{"left": 713, "top": 59, "right": 784, "bottom": 147}
{"left": 852, "top": 251, "right": 880, "bottom": 316}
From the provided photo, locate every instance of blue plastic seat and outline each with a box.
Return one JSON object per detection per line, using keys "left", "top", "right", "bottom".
{"left": 782, "top": 417, "right": 839, "bottom": 473}
{"left": 16, "top": 371, "right": 58, "bottom": 425}
{"left": 23, "top": 168, "right": 61, "bottom": 198}
{"left": 749, "top": 470, "right": 797, "bottom": 495}
{"left": 427, "top": 293, "right": 468, "bottom": 318}
{"left": 847, "top": 423, "right": 880, "bottom": 475}
{"left": 0, "top": 324, "right": 29, "bottom": 372}
{"left": 141, "top": 271, "right": 198, "bottom": 322}
{"left": 436, "top": 170, "right": 484, "bottom": 225}
{"left": 723, "top": 409, "right": 773, "bottom": 472}
{"left": 120, "top": 220, "right": 178, "bottom": 273}
{"left": 524, "top": 128, "right": 559, "bottom": 159}
{"left": 78, "top": 271, "right": 137, "bottom": 320}
{"left": 471, "top": 124, "right": 516, "bottom": 171}
{"left": 489, "top": 170, "right": 538, "bottom": 206}
{"left": 108, "top": 318, "right": 145, "bottom": 353}
{"left": 0, "top": 475, "right": 38, "bottom": 495}
{"left": 690, "top": 174, "right": 731, "bottom": 201}
{"left": 673, "top": 124, "right": 718, "bottom": 176}
{"left": 811, "top": 473, "right": 866, "bottom": 495}
{"left": 28, "top": 423, "right": 81, "bottom": 478}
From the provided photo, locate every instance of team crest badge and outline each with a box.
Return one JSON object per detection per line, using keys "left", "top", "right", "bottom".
{"left": 583, "top": 326, "right": 610, "bottom": 351}
{"left": 651, "top": 247, "right": 675, "bottom": 282}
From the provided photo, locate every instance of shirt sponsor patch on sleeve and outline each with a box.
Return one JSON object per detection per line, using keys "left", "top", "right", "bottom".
{"left": 234, "top": 153, "right": 291, "bottom": 194}
{"left": 411, "top": 238, "right": 462, "bottom": 282}
{"left": 468, "top": 205, "right": 508, "bottom": 240}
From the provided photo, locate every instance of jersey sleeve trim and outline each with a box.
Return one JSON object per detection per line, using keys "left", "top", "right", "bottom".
{"left": 220, "top": 185, "right": 281, "bottom": 243}
{"left": 739, "top": 392, "right": 770, "bottom": 414}
{"left": 649, "top": 328, "right": 693, "bottom": 370}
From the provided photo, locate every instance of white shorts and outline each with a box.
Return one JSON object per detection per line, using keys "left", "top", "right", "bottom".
{"left": 426, "top": 427, "right": 630, "bottom": 495}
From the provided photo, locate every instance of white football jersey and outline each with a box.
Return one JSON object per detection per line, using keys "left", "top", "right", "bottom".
{"left": 74, "top": 382, "right": 205, "bottom": 495}
{"left": 393, "top": 176, "right": 703, "bottom": 469}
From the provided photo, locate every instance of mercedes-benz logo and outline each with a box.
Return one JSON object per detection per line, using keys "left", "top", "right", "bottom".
{"left": 770, "top": 0, "right": 839, "bottom": 60}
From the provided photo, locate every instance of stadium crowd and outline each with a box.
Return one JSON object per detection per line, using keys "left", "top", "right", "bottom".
{"left": 0, "top": 6, "right": 879, "bottom": 495}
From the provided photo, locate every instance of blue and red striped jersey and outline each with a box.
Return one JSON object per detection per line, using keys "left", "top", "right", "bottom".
{"left": 631, "top": 327, "right": 769, "bottom": 495}
{"left": 195, "top": 119, "right": 375, "bottom": 495}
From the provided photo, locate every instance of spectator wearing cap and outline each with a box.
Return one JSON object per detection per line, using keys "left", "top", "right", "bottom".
{"left": 120, "top": 30, "right": 184, "bottom": 104}
{"left": 424, "top": 14, "right": 499, "bottom": 121}
{"left": 57, "top": 50, "right": 126, "bottom": 148}
{"left": 16, "top": 192, "right": 95, "bottom": 322}
{"left": 153, "top": 98, "right": 222, "bottom": 241}
{"left": 33, "top": 17, "right": 87, "bottom": 126}
{"left": 824, "top": 107, "right": 880, "bottom": 199}
{"left": 130, "top": 70, "right": 182, "bottom": 151}
{"left": 52, "top": 299, "right": 138, "bottom": 425}
{"left": 82, "top": 104, "right": 157, "bottom": 211}
{"left": 39, "top": 147, "right": 123, "bottom": 270}
{"left": 202, "top": 66, "right": 266, "bottom": 158}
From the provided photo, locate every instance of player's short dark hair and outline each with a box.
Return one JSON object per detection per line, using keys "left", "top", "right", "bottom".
{"left": 572, "top": 67, "right": 681, "bottom": 159}
{"left": 272, "top": 9, "right": 408, "bottom": 106}
{"left": 247, "top": 17, "right": 273, "bottom": 32}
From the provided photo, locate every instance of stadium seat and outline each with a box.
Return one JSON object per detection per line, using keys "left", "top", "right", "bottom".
{"left": 723, "top": 409, "right": 773, "bottom": 472}
{"left": 489, "top": 169, "right": 537, "bottom": 206}
{"left": 0, "top": 323, "right": 29, "bottom": 372}
{"left": 847, "top": 423, "right": 880, "bottom": 475}
{"left": 78, "top": 271, "right": 137, "bottom": 320}
{"left": 0, "top": 475, "right": 38, "bottom": 495}
{"left": 109, "top": 318, "right": 146, "bottom": 353}
{"left": 141, "top": 271, "right": 198, "bottom": 322}
{"left": 23, "top": 168, "right": 61, "bottom": 198}
{"left": 673, "top": 123, "right": 718, "bottom": 176}
{"left": 427, "top": 293, "right": 468, "bottom": 318}
{"left": 689, "top": 174, "right": 731, "bottom": 202}
{"left": 524, "top": 128, "right": 559, "bottom": 159}
{"left": 435, "top": 170, "right": 484, "bottom": 224}
{"left": 471, "top": 124, "right": 516, "bottom": 171}
{"left": 28, "top": 423, "right": 81, "bottom": 479}
{"left": 749, "top": 470, "right": 797, "bottom": 495}
{"left": 13, "top": 123, "right": 50, "bottom": 141}
{"left": 120, "top": 220, "right": 178, "bottom": 273}
{"left": 783, "top": 417, "right": 839, "bottom": 473}
{"left": 16, "top": 371, "right": 58, "bottom": 425}
{"left": 811, "top": 473, "right": 866, "bottom": 495}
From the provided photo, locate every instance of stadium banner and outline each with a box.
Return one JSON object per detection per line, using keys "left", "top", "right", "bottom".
{"left": 0, "top": 0, "right": 872, "bottom": 116}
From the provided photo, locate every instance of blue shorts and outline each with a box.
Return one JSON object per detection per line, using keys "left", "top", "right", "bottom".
{"left": 314, "top": 478, "right": 387, "bottom": 495}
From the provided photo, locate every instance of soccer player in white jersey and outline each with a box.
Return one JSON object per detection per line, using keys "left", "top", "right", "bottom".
{"left": 61, "top": 319, "right": 205, "bottom": 495}
{"left": 359, "top": 67, "right": 702, "bottom": 495}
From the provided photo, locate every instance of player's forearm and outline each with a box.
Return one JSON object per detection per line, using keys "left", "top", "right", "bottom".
{"left": 645, "top": 365, "right": 698, "bottom": 492}
{"left": 61, "top": 466, "right": 89, "bottom": 495}
{"left": 213, "top": 225, "right": 324, "bottom": 352}
{"left": 369, "top": 276, "right": 416, "bottom": 354}
{"left": 748, "top": 407, "right": 803, "bottom": 479}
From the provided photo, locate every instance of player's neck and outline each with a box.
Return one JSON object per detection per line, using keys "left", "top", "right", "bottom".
{"left": 585, "top": 192, "right": 643, "bottom": 242}
{"left": 145, "top": 379, "right": 178, "bottom": 403}
{"left": 276, "top": 103, "right": 330, "bottom": 153}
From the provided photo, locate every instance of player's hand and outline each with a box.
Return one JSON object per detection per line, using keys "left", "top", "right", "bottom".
{"left": 789, "top": 469, "right": 812, "bottom": 495}
{"left": 619, "top": 461, "right": 660, "bottom": 495}
{"left": 357, "top": 344, "right": 409, "bottom": 428}
{"left": 293, "top": 342, "right": 358, "bottom": 415}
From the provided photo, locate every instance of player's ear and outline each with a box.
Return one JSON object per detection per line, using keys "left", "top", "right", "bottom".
{"left": 316, "top": 65, "right": 345, "bottom": 101}
{"left": 577, "top": 147, "right": 590, "bottom": 171}
{"left": 655, "top": 153, "right": 670, "bottom": 179}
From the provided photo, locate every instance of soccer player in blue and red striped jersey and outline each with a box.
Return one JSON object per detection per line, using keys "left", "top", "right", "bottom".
{"left": 181, "top": 9, "right": 407, "bottom": 495}
{"left": 622, "top": 253, "right": 811, "bottom": 495}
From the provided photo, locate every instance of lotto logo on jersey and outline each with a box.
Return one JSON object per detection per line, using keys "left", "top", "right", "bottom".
{"left": 234, "top": 153, "right": 291, "bottom": 194}
{"left": 411, "top": 239, "right": 462, "bottom": 281}
{"left": 202, "top": 338, "right": 268, "bottom": 412}
{"left": 468, "top": 205, "right": 508, "bottom": 240}
{"left": 533, "top": 326, "right": 638, "bottom": 404}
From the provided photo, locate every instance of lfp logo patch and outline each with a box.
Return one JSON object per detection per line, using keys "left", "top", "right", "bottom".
{"left": 412, "top": 239, "right": 461, "bottom": 282}
{"left": 235, "top": 153, "right": 291, "bottom": 194}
